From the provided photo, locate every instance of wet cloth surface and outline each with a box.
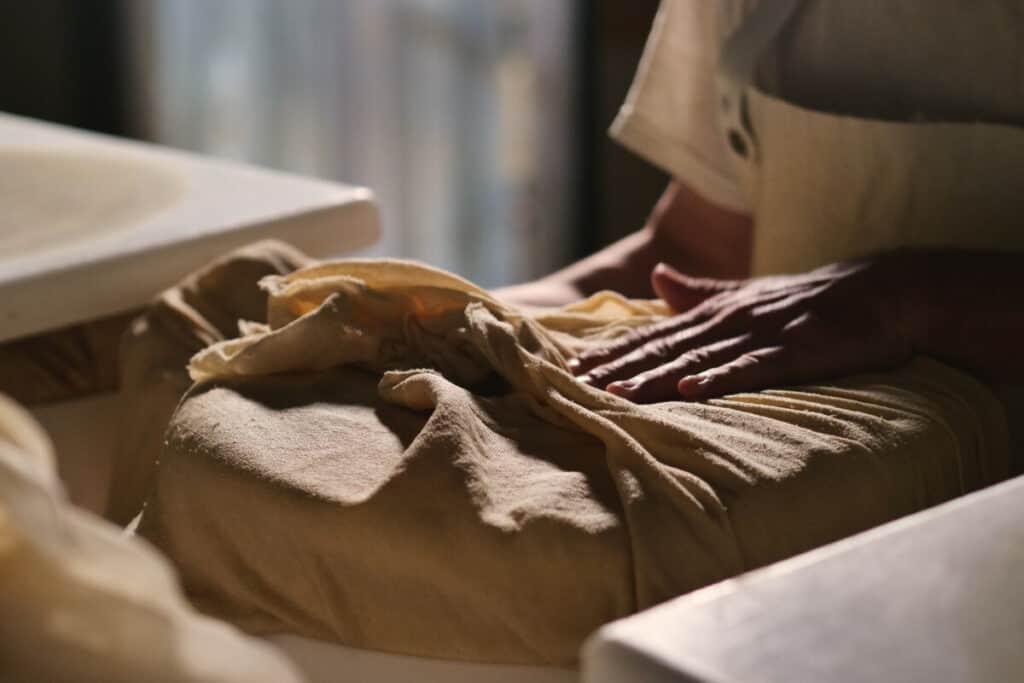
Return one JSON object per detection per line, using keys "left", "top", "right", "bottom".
{"left": 135, "top": 244, "right": 1010, "bottom": 666}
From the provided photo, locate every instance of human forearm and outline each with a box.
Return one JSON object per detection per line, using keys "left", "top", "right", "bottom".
{"left": 493, "top": 181, "right": 752, "bottom": 307}
{"left": 568, "top": 181, "right": 753, "bottom": 297}
{"left": 900, "top": 249, "right": 1024, "bottom": 381}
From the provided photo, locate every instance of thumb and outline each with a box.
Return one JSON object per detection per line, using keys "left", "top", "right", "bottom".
{"left": 651, "top": 263, "right": 740, "bottom": 312}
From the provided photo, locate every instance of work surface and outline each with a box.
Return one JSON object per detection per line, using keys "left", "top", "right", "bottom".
{"left": 584, "top": 473, "right": 1024, "bottom": 683}
{"left": 0, "top": 113, "right": 378, "bottom": 342}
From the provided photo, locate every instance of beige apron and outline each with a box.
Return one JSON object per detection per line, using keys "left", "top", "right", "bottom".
{"left": 718, "top": 0, "right": 1024, "bottom": 276}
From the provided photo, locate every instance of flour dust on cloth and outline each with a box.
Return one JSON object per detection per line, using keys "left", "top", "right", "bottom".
{"left": 0, "top": 394, "right": 304, "bottom": 682}
{"left": 135, "top": 253, "right": 1011, "bottom": 666}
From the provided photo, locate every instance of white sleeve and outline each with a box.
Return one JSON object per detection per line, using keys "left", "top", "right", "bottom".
{"left": 609, "top": 0, "right": 752, "bottom": 212}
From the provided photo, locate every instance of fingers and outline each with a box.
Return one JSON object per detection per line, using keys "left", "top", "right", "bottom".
{"left": 603, "top": 334, "right": 758, "bottom": 403}
{"left": 675, "top": 333, "right": 899, "bottom": 401}
{"left": 578, "top": 297, "right": 798, "bottom": 389}
{"left": 569, "top": 266, "right": 745, "bottom": 376}
{"left": 675, "top": 345, "right": 791, "bottom": 401}
{"left": 566, "top": 260, "right": 916, "bottom": 403}
{"left": 569, "top": 306, "right": 714, "bottom": 375}
{"left": 572, "top": 281, "right": 804, "bottom": 379}
{"left": 650, "top": 263, "right": 740, "bottom": 313}
{"left": 577, "top": 309, "right": 735, "bottom": 387}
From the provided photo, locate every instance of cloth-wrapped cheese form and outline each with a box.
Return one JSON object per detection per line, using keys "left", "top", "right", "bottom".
{"left": 135, "top": 245, "right": 1011, "bottom": 666}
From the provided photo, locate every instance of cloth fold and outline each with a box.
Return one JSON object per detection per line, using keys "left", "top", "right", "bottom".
{"left": 108, "top": 240, "right": 311, "bottom": 524}
{"left": 135, "top": 246, "right": 1009, "bottom": 666}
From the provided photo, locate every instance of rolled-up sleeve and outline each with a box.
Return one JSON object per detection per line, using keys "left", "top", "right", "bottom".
{"left": 610, "top": 0, "right": 750, "bottom": 212}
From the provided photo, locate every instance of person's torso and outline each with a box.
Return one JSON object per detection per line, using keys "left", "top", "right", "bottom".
{"left": 717, "top": 0, "right": 1024, "bottom": 275}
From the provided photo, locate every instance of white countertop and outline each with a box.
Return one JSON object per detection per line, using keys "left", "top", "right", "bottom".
{"left": 583, "top": 474, "right": 1024, "bottom": 683}
{"left": 0, "top": 113, "right": 378, "bottom": 342}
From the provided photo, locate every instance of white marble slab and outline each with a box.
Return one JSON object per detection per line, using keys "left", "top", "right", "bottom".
{"left": 0, "top": 112, "right": 378, "bottom": 342}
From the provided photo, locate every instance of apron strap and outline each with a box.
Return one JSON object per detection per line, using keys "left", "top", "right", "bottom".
{"left": 716, "top": 0, "right": 802, "bottom": 167}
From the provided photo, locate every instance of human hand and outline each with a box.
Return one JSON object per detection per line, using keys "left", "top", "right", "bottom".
{"left": 570, "top": 257, "right": 918, "bottom": 402}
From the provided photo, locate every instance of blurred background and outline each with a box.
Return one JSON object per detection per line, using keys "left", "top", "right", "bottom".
{"left": 0, "top": 0, "right": 666, "bottom": 288}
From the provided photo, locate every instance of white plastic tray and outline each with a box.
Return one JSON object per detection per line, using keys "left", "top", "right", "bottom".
{"left": 0, "top": 113, "right": 378, "bottom": 342}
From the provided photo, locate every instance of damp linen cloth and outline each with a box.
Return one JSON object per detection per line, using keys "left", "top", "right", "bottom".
{"left": 135, "top": 253, "right": 1011, "bottom": 667}
{"left": 108, "top": 240, "right": 313, "bottom": 525}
